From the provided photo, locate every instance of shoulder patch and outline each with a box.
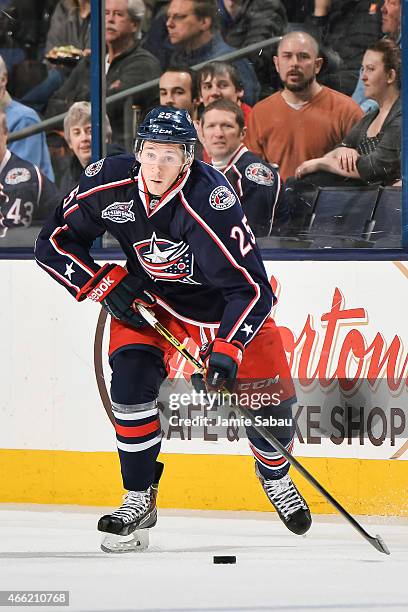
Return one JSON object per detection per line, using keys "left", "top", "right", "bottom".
{"left": 209, "top": 185, "right": 236, "bottom": 211}
{"left": 85, "top": 158, "right": 105, "bottom": 177}
{"left": 245, "top": 162, "right": 275, "bottom": 186}
{"left": 5, "top": 167, "right": 31, "bottom": 184}
{"left": 101, "top": 200, "right": 135, "bottom": 223}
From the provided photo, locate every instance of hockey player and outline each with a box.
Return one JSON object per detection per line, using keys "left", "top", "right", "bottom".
{"left": 201, "top": 98, "right": 287, "bottom": 236}
{"left": 0, "top": 110, "right": 59, "bottom": 241}
{"left": 35, "top": 106, "right": 311, "bottom": 552}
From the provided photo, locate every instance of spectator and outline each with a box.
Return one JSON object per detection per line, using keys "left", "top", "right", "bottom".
{"left": 218, "top": 0, "right": 286, "bottom": 44}
{"left": 59, "top": 101, "right": 124, "bottom": 195}
{"left": 295, "top": 39, "right": 401, "bottom": 186}
{"left": 319, "top": 0, "right": 382, "bottom": 96}
{"left": 159, "top": 66, "right": 198, "bottom": 117}
{"left": 20, "top": 0, "right": 91, "bottom": 113}
{"left": 144, "top": 0, "right": 260, "bottom": 105}
{"left": 0, "top": 54, "right": 55, "bottom": 180}
{"left": 197, "top": 61, "right": 252, "bottom": 124}
{"left": 44, "top": 0, "right": 91, "bottom": 55}
{"left": 158, "top": 66, "right": 206, "bottom": 159}
{"left": 196, "top": 60, "right": 252, "bottom": 162}
{"left": 380, "top": 0, "right": 401, "bottom": 43}
{"left": 45, "top": 0, "right": 161, "bottom": 149}
{"left": 217, "top": 0, "right": 287, "bottom": 97}
{"left": 245, "top": 31, "right": 363, "bottom": 179}
{"left": 0, "top": 1, "right": 46, "bottom": 69}
{"left": 352, "top": 0, "right": 401, "bottom": 112}
{"left": 201, "top": 99, "right": 284, "bottom": 236}
{"left": 0, "top": 110, "right": 58, "bottom": 240}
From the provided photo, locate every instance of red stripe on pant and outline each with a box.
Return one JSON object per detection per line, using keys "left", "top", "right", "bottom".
{"left": 250, "top": 440, "right": 294, "bottom": 466}
{"left": 115, "top": 419, "right": 161, "bottom": 438}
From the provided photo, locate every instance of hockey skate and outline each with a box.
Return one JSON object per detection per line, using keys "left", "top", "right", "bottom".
{"left": 256, "top": 465, "right": 312, "bottom": 535}
{"left": 98, "top": 461, "right": 164, "bottom": 553}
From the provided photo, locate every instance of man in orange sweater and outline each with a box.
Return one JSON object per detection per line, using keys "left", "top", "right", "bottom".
{"left": 245, "top": 31, "right": 363, "bottom": 179}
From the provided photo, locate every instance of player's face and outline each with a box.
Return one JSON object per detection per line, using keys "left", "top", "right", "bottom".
{"left": 166, "top": 0, "right": 207, "bottom": 45}
{"left": 274, "top": 35, "right": 322, "bottom": 93}
{"left": 199, "top": 73, "right": 243, "bottom": 107}
{"left": 381, "top": 0, "right": 401, "bottom": 37}
{"left": 69, "top": 123, "right": 92, "bottom": 168}
{"left": 139, "top": 142, "right": 186, "bottom": 196}
{"left": 361, "top": 50, "right": 395, "bottom": 101}
{"left": 201, "top": 109, "right": 244, "bottom": 161}
{"left": 159, "top": 71, "right": 195, "bottom": 115}
{"left": 105, "top": 0, "right": 139, "bottom": 44}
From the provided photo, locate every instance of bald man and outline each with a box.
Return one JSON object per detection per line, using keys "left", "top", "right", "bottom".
{"left": 245, "top": 31, "right": 363, "bottom": 179}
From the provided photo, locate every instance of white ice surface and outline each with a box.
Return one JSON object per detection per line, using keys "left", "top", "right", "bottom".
{"left": 0, "top": 505, "right": 407, "bottom": 612}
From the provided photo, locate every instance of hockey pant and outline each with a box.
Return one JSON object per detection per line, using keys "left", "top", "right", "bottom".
{"left": 109, "top": 306, "right": 296, "bottom": 491}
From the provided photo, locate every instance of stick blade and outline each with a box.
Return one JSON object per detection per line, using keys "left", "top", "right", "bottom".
{"left": 369, "top": 533, "right": 390, "bottom": 555}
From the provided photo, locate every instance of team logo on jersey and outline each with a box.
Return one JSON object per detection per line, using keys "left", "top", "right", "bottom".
{"left": 209, "top": 186, "right": 236, "bottom": 211}
{"left": 101, "top": 200, "right": 135, "bottom": 223}
{"left": 85, "top": 158, "right": 105, "bottom": 177}
{"left": 245, "top": 163, "right": 275, "bottom": 186}
{"left": 134, "top": 232, "right": 197, "bottom": 284}
{"left": 5, "top": 167, "right": 31, "bottom": 185}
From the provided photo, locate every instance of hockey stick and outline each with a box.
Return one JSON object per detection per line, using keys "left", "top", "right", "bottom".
{"left": 137, "top": 303, "right": 390, "bottom": 555}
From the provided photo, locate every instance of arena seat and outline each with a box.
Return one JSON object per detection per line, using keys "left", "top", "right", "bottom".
{"left": 364, "top": 186, "right": 402, "bottom": 248}
{"left": 301, "top": 184, "right": 381, "bottom": 248}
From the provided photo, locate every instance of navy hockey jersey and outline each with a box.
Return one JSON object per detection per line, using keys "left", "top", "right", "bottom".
{"left": 0, "top": 150, "right": 59, "bottom": 237}
{"left": 35, "top": 155, "right": 274, "bottom": 347}
{"left": 218, "top": 145, "right": 283, "bottom": 237}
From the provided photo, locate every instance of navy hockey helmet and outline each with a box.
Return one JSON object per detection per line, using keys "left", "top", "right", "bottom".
{"left": 135, "top": 106, "right": 197, "bottom": 164}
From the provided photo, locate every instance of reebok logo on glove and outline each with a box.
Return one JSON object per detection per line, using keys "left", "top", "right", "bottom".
{"left": 76, "top": 263, "right": 128, "bottom": 303}
{"left": 87, "top": 276, "right": 115, "bottom": 301}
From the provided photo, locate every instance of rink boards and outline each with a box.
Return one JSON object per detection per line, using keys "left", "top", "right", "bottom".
{"left": 0, "top": 258, "right": 407, "bottom": 515}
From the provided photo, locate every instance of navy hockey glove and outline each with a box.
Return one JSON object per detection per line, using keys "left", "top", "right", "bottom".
{"left": 198, "top": 338, "right": 244, "bottom": 392}
{"left": 77, "top": 263, "right": 155, "bottom": 327}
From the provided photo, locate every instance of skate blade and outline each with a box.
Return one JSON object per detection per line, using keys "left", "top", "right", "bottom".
{"left": 100, "top": 529, "right": 149, "bottom": 553}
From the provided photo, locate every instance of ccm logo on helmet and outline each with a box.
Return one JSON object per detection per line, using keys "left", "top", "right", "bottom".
{"left": 88, "top": 276, "right": 115, "bottom": 302}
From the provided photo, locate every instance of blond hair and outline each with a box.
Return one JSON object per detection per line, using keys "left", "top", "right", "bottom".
{"left": 64, "top": 101, "right": 112, "bottom": 143}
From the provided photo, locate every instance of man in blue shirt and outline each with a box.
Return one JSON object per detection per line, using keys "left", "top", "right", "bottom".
{"left": 0, "top": 54, "right": 54, "bottom": 181}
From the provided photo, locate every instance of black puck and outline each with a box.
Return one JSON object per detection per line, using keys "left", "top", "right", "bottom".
{"left": 213, "top": 555, "right": 236, "bottom": 564}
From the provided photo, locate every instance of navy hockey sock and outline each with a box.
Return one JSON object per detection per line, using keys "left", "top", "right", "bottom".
{"left": 110, "top": 349, "right": 166, "bottom": 491}
{"left": 245, "top": 401, "right": 294, "bottom": 480}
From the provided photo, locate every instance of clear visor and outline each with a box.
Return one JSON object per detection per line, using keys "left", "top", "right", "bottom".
{"left": 135, "top": 140, "right": 194, "bottom": 166}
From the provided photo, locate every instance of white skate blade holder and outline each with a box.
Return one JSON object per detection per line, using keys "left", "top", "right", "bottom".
{"left": 100, "top": 528, "right": 149, "bottom": 553}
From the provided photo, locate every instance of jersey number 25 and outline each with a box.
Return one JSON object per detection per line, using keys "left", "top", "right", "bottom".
{"left": 230, "top": 215, "right": 256, "bottom": 257}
